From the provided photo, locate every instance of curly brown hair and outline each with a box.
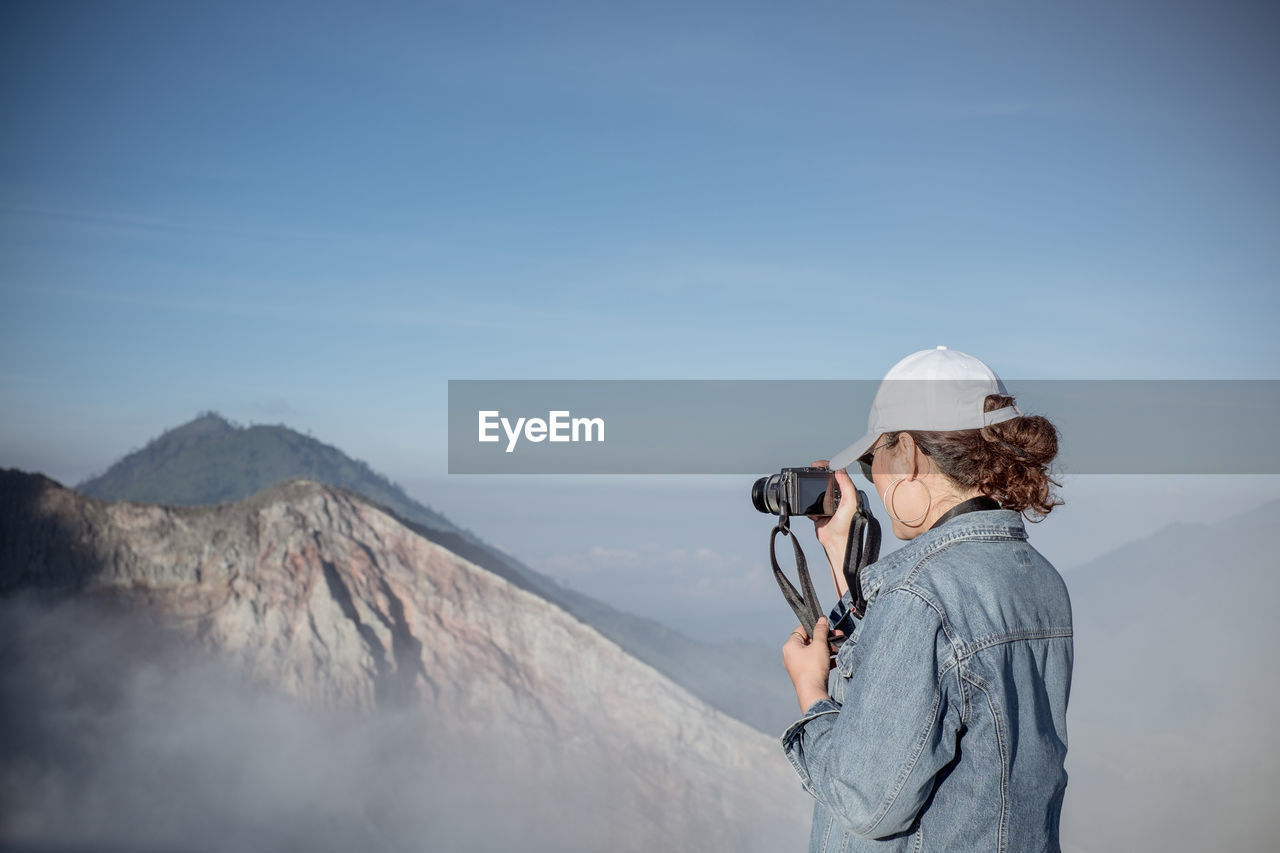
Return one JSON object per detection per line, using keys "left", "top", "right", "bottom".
{"left": 882, "top": 394, "right": 1063, "bottom": 521}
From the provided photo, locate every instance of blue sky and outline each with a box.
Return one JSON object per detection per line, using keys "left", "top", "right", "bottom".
{"left": 2, "top": 1, "right": 1278, "bottom": 626}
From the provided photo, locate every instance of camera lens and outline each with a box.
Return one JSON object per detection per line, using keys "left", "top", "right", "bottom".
{"left": 751, "top": 474, "right": 783, "bottom": 515}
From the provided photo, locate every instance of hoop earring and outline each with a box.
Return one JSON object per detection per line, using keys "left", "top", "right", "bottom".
{"left": 885, "top": 477, "right": 931, "bottom": 525}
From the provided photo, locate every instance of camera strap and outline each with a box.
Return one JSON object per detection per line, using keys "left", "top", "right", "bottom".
{"left": 770, "top": 509, "right": 823, "bottom": 638}
{"left": 842, "top": 491, "right": 880, "bottom": 620}
{"left": 770, "top": 489, "right": 881, "bottom": 644}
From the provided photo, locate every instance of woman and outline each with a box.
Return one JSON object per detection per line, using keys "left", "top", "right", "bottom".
{"left": 781, "top": 346, "right": 1072, "bottom": 852}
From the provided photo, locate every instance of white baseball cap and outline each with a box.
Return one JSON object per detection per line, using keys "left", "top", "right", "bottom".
{"left": 829, "top": 346, "right": 1023, "bottom": 471}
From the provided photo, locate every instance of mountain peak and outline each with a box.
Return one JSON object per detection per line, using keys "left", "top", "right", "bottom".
{"left": 74, "top": 414, "right": 459, "bottom": 535}
{"left": 172, "top": 411, "right": 237, "bottom": 436}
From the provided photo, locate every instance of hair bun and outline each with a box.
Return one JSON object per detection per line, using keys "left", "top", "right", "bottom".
{"left": 885, "top": 394, "right": 1063, "bottom": 520}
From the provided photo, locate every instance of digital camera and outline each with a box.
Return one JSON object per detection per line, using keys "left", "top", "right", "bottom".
{"left": 751, "top": 467, "right": 841, "bottom": 517}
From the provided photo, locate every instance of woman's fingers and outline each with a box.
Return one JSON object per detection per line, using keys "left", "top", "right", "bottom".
{"left": 808, "top": 459, "right": 838, "bottom": 528}
{"left": 833, "top": 467, "right": 858, "bottom": 515}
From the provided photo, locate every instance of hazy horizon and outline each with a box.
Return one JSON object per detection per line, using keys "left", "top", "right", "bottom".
{"left": 6, "top": 411, "right": 1280, "bottom": 643}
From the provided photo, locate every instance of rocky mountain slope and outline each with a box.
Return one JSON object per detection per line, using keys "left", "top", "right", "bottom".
{"left": 0, "top": 469, "right": 810, "bottom": 852}
{"left": 73, "top": 412, "right": 795, "bottom": 734}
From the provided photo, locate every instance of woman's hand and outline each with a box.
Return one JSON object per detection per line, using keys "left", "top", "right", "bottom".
{"left": 809, "top": 460, "right": 859, "bottom": 597}
{"left": 782, "top": 618, "right": 835, "bottom": 712}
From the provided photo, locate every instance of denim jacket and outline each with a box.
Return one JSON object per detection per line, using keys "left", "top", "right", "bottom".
{"left": 780, "top": 509, "right": 1073, "bottom": 852}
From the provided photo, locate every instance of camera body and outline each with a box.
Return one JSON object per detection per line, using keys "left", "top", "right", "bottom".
{"left": 752, "top": 467, "right": 841, "bottom": 517}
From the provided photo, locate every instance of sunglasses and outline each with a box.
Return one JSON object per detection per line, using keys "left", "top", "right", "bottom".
{"left": 857, "top": 439, "right": 889, "bottom": 483}
{"left": 858, "top": 436, "right": 932, "bottom": 482}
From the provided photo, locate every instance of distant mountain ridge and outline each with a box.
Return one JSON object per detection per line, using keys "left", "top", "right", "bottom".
{"left": 73, "top": 412, "right": 796, "bottom": 735}
{"left": 1060, "top": 496, "right": 1280, "bottom": 852}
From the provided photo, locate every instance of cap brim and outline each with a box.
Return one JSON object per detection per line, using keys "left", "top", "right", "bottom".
{"left": 829, "top": 429, "right": 879, "bottom": 471}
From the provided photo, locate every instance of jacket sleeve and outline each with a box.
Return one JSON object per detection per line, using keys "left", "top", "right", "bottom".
{"left": 780, "top": 587, "right": 960, "bottom": 839}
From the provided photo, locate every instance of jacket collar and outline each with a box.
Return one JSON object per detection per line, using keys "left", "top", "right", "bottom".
{"left": 859, "top": 509, "right": 1028, "bottom": 605}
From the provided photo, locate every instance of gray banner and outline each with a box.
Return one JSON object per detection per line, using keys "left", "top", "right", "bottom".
{"left": 447, "top": 380, "right": 1278, "bottom": 474}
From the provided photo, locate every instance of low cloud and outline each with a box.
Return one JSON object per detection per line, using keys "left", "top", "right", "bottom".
{"left": 0, "top": 597, "right": 798, "bottom": 853}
